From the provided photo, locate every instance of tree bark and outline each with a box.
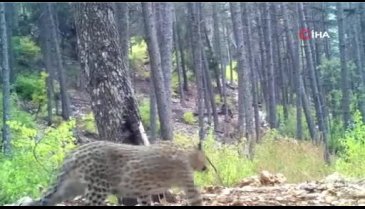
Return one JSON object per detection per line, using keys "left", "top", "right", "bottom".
{"left": 48, "top": 3, "right": 71, "bottom": 120}
{"left": 264, "top": 3, "right": 277, "bottom": 129}
{"left": 213, "top": 3, "right": 228, "bottom": 124}
{"left": 282, "top": 3, "right": 303, "bottom": 139}
{"left": 173, "top": 16, "right": 185, "bottom": 104}
{"left": 39, "top": 3, "right": 55, "bottom": 126}
{"left": 189, "top": 3, "right": 205, "bottom": 141}
{"left": 241, "top": 3, "right": 255, "bottom": 152}
{"left": 114, "top": 3, "right": 130, "bottom": 72}
{"left": 156, "top": 3, "right": 173, "bottom": 110}
{"left": 75, "top": 3, "right": 150, "bottom": 146}
{"left": 230, "top": 3, "right": 254, "bottom": 159}
{"left": 337, "top": 3, "right": 351, "bottom": 129}
{"left": 1, "top": 2, "right": 11, "bottom": 155}
{"left": 142, "top": 2, "right": 173, "bottom": 141}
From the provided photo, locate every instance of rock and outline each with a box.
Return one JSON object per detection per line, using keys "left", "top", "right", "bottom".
{"left": 5, "top": 196, "right": 34, "bottom": 206}
{"left": 324, "top": 172, "right": 345, "bottom": 184}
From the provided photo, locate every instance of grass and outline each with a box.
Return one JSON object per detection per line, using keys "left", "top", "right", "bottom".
{"left": 173, "top": 130, "right": 334, "bottom": 188}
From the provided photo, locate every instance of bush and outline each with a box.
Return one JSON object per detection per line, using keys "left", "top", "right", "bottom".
{"left": 12, "top": 36, "right": 41, "bottom": 68}
{"left": 173, "top": 131, "right": 255, "bottom": 187}
{"left": 14, "top": 72, "right": 48, "bottom": 109}
{"left": 225, "top": 61, "right": 238, "bottom": 82}
{"left": 0, "top": 93, "right": 35, "bottom": 129}
{"left": 253, "top": 134, "right": 332, "bottom": 183}
{"left": 138, "top": 98, "right": 160, "bottom": 131}
{"left": 129, "top": 36, "right": 149, "bottom": 79}
{"left": 182, "top": 112, "right": 197, "bottom": 125}
{"left": 335, "top": 111, "right": 365, "bottom": 178}
{"left": 0, "top": 119, "right": 76, "bottom": 204}
{"left": 173, "top": 129, "right": 333, "bottom": 187}
{"left": 276, "top": 105, "right": 311, "bottom": 140}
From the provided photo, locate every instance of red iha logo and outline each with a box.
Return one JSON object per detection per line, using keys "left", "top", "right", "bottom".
{"left": 299, "top": 28, "right": 330, "bottom": 41}
{"left": 299, "top": 28, "right": 311, "bottom": 40}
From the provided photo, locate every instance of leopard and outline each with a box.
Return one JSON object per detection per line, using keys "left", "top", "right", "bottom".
{"left": 28, "top": 140, "right": 208, "bottom": 206}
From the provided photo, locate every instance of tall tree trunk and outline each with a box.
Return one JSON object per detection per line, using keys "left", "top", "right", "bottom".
{"left": 173, "top": 17, "right": 185, "bottom": 104}
{"left": 299, "top": 3, "right": 329, "bottom": 163}
{"left": 264, "top": 3, "right": 277, "bottom": 129}
{"left": 225, "top": 24, "right": 234, "bottom": 85}
{"left": 230, "top": 3, "right": 254, "bottom": 160}
{"left": 213, "top": 3, "right": 228, "bottom": 124}
{"left": 257, "top": 5, "right": 269, "bottom": 118}
{"left": 202, "top": 47, "right": 218, "bottom": 131}
{"left": 75, "top": 3, "right": 150, "bottom": 146}
{"left": 142, "top": 2, "right": 173, "bottom": 141}
{"left": 241, "top": 3, "right": 255, "bottom": 149}
{"left": 150, "top": 79, "right": 157, "bottom": 142}
{"left": 175, "top": 10, "right": 189, "bottom": 92}
{"left": 114, "top": 3, "right": 130, "bottom": 73}
{"left": 1, "top": 2, "right": 11, "bottom": 155}
{"left": 337, "top": 3, "right": 351, "bottom": 129}
{"left": 282, "top": 3, "right": 302, "bottom": 139}
{"left": 39, "top": 3, "right": 55, "bottom": 126}
{"left": 202, "top": 23, "right": 222, "bottom": 99}
{"left": 156, "top": 3, "right": 173, "bottom": 113}
{"left": 353, "top": 4, "right": 365, "bottom": 122}
{"left": 5, "top": 3, "right": 15, "bottom": 84}
{"left": 189, "top": 3, "right": 205, "bottom": 141}
{"left": 47, "top": 3, "right": 71, "bottom": 120}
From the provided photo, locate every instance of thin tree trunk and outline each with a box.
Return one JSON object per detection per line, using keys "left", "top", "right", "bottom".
{"left": 230, "top": 3, "right": 254, "bottom": 160}
{"left": 114, "top": 3, "right": 130, "bottom": 73}
{"left": 337, "top": 3, "right": 351, "bottom": 129}
{"left": 1, "top": 2, "right": 11, "bottom": 155}
{"left": 142, "top": 2, "right": 173, "bottom": 141}
{"left": 157, "top": 3, "right": 173, "bottom": 113}
{"left": 353, "top": 4, "right": 365, "bottom": 122}
{"left": 202, "top": 47, "right": 218, "bottom": 131}
{"left": 39, "top": 3, "right": 55, "bottom": 126}
{"left": 175, "top": 11, "right": 189, "bottom": 92}
{"left": 282, "top": 3, "right": 302, "bottom": 139}
{"left": 47, "top": 3, "right": 71, "bottom": 120}
{"left": 202, "top": 23, "right": 222, "bottom": 99}
{"left": 264, "top": 3, "right": 277, "bottom": 129}
{"left": 173, "top": 17, "right": 185, "bottom": 104}
{"left": 241, "top": 3, "right": 255, "bottom": 150}
{"left": 150, "top": 79, "right": 157, "bottom": 142}
{"left": 299, "top": 3, "right": 329, "bottom": 163}
{"left": 5, "top": 3, "right": 15, "bottom": 84}
{"left": 189, "top": 3, "right": 205, "bottom": 141}
{"left": 213, "top": 4, "right": 228, "bottom": 125}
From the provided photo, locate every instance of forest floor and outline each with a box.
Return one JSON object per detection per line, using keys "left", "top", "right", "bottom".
{"left": 11, "top": 171, "right": 365, "bottom": 206}
{"left": 8, "top": 78, "right": 365, "bottom": 206}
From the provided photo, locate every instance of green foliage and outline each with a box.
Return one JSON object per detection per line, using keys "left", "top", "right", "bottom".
{"left": 138, "top": 98, "right": 160, "bottom": 131}
{"left": 79, "top": 112, "right": 97, "bottom": 134}
{"left": 0, "top": 120, "right": 76, "bottom": 204}
{"left": 171, "top": 71, "right": 180, "bottom": 97}
{"left": 276, "top": 105, "right": 311, "bottom": 140}
{"left": 319, "top": 57, "right": 358, "bottom": 118}
{"left": 129, "top": 36, "right": 149, "bottom": 79}
{"left": 173, "top": 130, "right": 332, "bottom": 187}
{"left": 225, "top": 61, "right": 238, "bottom": 82}
{"left": 14, "top": 72, "right": 48, "bottom": 109}
{"left": 335, "top": 111, "right": 365, "bottom": 178}
{"left": 173, "top": 132, "right": 255, "bottom": 187}
{"left": 0, "top": 93, "right": 35, "bottom": 129}
{"left": 253, "top": 135, "right": 332, "bottom": 183}
{"left": 12, "top": 36, "right": 41, "bottom": 67}
{"left": 182, "top": 111, "right": 197, "bottom": 125}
